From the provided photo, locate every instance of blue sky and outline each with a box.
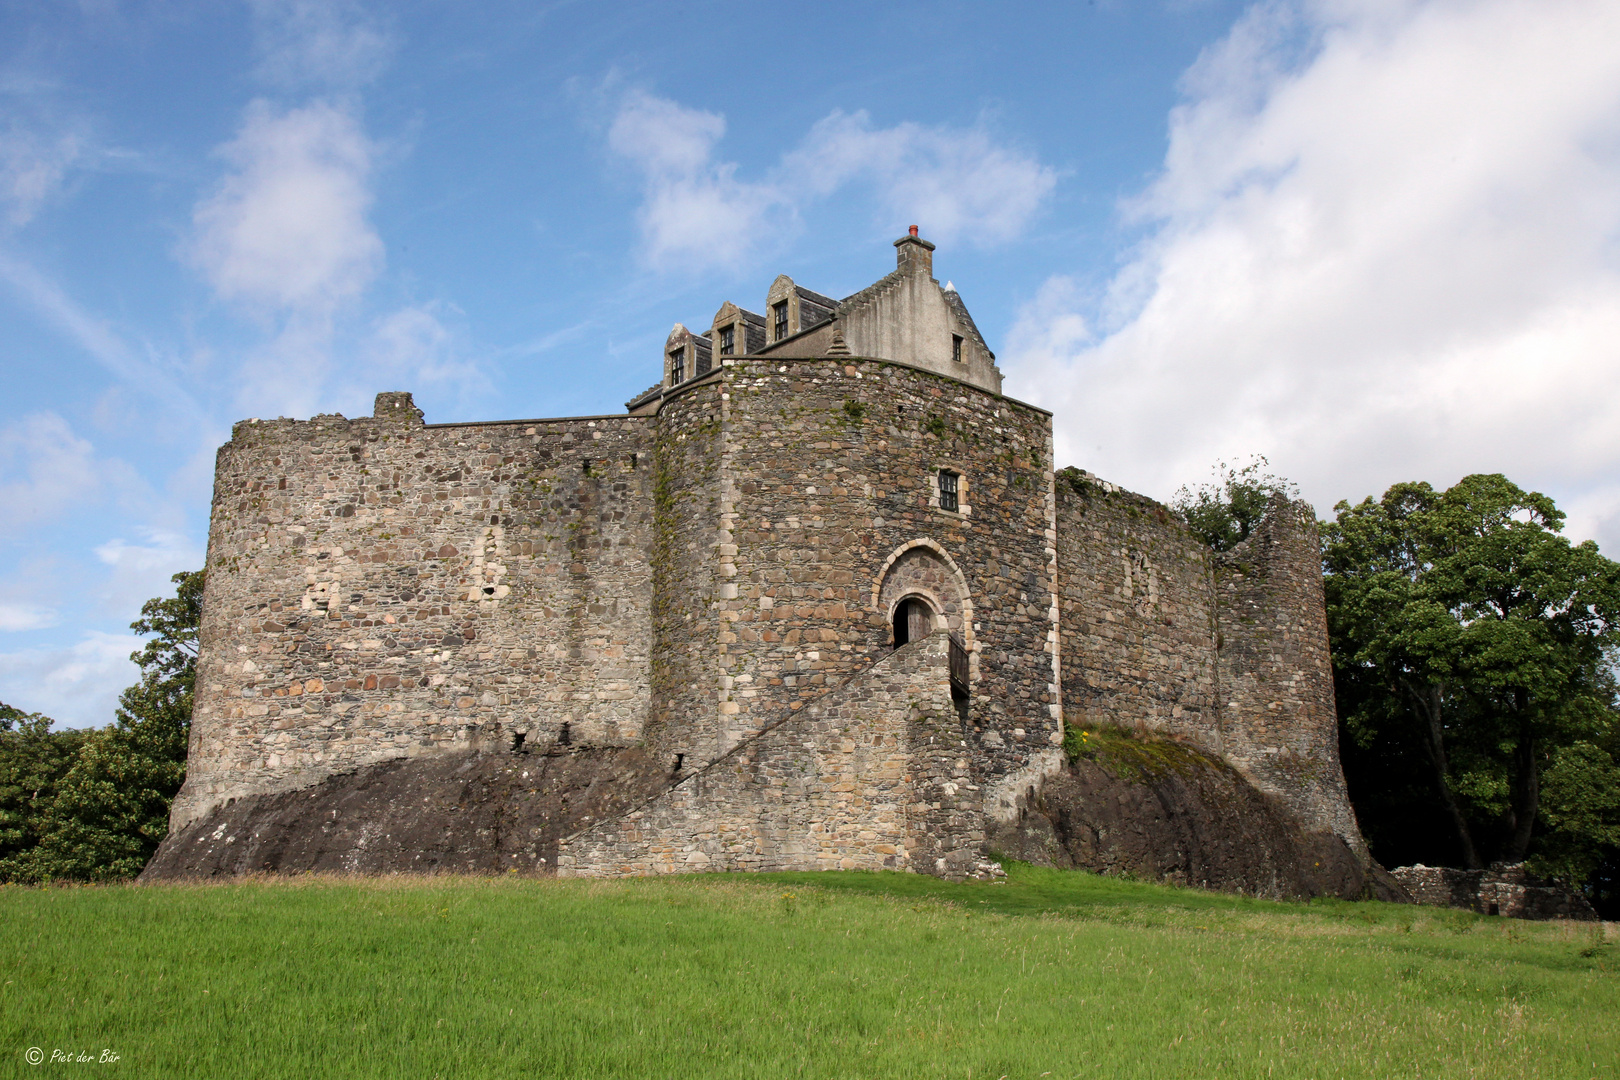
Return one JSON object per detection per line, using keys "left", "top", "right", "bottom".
{"left": 4, "top": 0, "right": 1619, "bottom": 725}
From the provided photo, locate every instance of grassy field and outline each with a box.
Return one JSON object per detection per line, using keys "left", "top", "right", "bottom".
{"left": 2, "top": 865, "right": 1615, "bottom": 1079}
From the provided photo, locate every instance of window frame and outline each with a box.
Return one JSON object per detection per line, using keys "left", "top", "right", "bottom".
{"left": 773, "top": 300, "right": 790, "bottom": 342}
{"left": 669, "top": 347, "right": 685, "bottom": 384}
{"left": 938, "top": 469, "right": 960, "bottom": 513}
{"left": 719, "top": 324, "right": 736, "bottom": 356}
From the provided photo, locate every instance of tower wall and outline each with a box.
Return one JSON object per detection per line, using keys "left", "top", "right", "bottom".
{"left": 172, "top": 397, "right": 656, "bottom": 829}
{"left": 700, "top": 355, "right": 1061, "bottom": 803}
{"left": 644, "top": 373, "right": 728, "bottom": 765}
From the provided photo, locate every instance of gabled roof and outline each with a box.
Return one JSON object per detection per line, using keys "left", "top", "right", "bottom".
{"left": 836, "top": 270, "right": 996, "bottom": 361}
{"left": 794, "top": 284, "right": 839, "bottom": 311}
{"left": 942, "top": 285, "right": 994, "bottom": 361}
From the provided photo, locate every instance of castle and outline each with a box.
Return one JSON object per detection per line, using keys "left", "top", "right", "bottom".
{"left": 151, "top": 231, "right": 1368, "bottom": 882}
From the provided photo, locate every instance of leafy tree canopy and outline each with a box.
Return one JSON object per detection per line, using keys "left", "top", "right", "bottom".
{"left": 1172, "top": 456, "right": 1300, "bottom": 552}
{"left": 0, "top": 704, "right": 90, "bottom": 877}
{"left": 3, "top": 570, "right": 202, "bottom": 882}
{"left": 1323, "top": 475, "right": 1620, "bottom": 889}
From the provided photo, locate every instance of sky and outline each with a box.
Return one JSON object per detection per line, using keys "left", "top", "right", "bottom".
{"left": 2, "top": 0, "right": 1618, "bottom": 726}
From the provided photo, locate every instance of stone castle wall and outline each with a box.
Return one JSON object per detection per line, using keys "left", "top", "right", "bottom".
{"left": 1054, "top": 470, "right": 1221, "bottom": 753}
{"left": 1215, "top": 497, "right": 1361, "bottom": 850}
{"left": 173, "top": 397, "right": 657, "bottom": 828}
{"left": 168, "top": 352, "right": 1364, "bottom": 876}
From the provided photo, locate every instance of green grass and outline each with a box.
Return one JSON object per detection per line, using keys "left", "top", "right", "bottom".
{"left": 2, "top": 864, "right": 1615, "bottom": 1079}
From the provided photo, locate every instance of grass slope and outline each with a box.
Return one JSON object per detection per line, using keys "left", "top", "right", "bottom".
{"left": 2, "top": 865, "right": 1615, "bottom": 1079}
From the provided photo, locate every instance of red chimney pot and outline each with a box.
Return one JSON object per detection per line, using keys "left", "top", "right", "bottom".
{"left": 908, "top": 225, "right": 919, "bottom": 237}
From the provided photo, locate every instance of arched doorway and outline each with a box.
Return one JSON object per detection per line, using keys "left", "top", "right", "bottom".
{"left": 874, "top": 541, "right": 976, "bottom": 718}
{"left": 891, "top": 595, "right": 936, "bottom": 648}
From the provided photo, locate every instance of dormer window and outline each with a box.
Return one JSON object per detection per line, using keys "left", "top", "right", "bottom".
{"left": 952, "top": 334, "right": 964, "bottom": 363}
{"left": 669, "top": 348, "right": 685, "bottom": 384}
{"left": 720, "top": 325, "right": 735, "bottom": 356}
{"left": 773, "top": 301, "right": 789, "bottom": 342}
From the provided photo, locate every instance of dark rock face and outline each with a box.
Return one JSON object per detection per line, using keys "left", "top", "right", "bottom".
{"left": 990, "top": 736, "right": 1407, "bottom": 902}
{"left": 141, "top": 747, "right": 668, "bottom": 881}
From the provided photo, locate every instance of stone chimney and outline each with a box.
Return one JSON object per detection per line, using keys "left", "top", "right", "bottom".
{"left": 894, "top": 225, "right": 935, "bottom": 277}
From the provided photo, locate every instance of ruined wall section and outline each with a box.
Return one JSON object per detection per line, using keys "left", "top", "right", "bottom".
{"left": 710, "top": 356, "right": 1060, "bottom": 801}
{"left": 1052, "top": 473, "right": 1363, "bottom": 855}
{"left": 172, "top": 395, "right": 655, "bottom": 829}
{"left": 1214, "top": 496, "right": 1364, "bottom": 854}
{"left": 1053, "top": 469, "right": 1221, "bottom": 754}
{"left": 557, "top": 633, "right": 980, "bottom": 877}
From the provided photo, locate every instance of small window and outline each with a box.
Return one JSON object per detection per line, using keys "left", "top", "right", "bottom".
{"left": 669, "top": 348, "right": 685, "bottom": 383}
{"left": 719, "top": 325, "right": 735, "bottom": 356}
{"left": 939, "top": 470, "right": 959, "bottom": 513}
{"left": 773, "top": 301, "right": 790, "bottom": 341}
{"left": 952, "top": 334, "right": 964, "bottom": 363}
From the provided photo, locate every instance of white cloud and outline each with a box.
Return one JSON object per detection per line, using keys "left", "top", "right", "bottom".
{"left": 94, "top": 529, "right": 205, "bottom": 617}
{"left": 363, "top": 303, "right": 484, "bottom": 391}
{"left": 250, "top": 0, "right": 394, "bottom": 91}
{"left": 0, "top": 411, "right": 185, "bottom": 540}
{"left": 0, "top": 251, "right": 193, "bottom": 399}
{"left": 0, "top": 603, "right": 57, "bottom": 632}
{"left": 786, "top": 110, "right": 1057, "bottom": 245}
{"left": 0, "top": 630, "right": 139, "bottom": 728}
{"left": 0, "top": 412, "right": 101, "bottom": 534}
{"left": 190, "top": 99, "right": 382, "bottom": 313}
{"left": 606, "top": 91, "right": 1055, "bottom": 270}
{"left": 608, "top": 90, "right": 785, "bottom": 270}
{"left": 0, "top": 121, "right": 80, "bottom": 227}
{"left": 1003, "top": 0, "right": 1620, "bottom": 553}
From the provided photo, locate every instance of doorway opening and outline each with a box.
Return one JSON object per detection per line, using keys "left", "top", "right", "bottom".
{"left": 892, "top": 596, "right": 935, "bottom": 648}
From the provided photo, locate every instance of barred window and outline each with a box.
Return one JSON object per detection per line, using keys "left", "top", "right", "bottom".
{"left": 939, "top": 470, "right": 959, "bottom": 513}
{"left": 719, "top": 325, "right": 735, "bottom": 355}
{"left": 773, "top": 301, "right": 790, "bottom": 341}
{"left": 669, "top": 348, "right": 685, "bottom": 384}
{"left": 952, "top": 334, "right": 964, "bottom": 363}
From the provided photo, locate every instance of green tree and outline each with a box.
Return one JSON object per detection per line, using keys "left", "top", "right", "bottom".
{"left": 0, "top": 704, "right": 90, "bottom": 879}
{"left": 1171, "top": 455, "right": 1299, "bottom": 552}
{"left": 21, "top": 570, "right": 202, "bottom": 881}
{"left": 1323, "top": 475, "right": 1620, "bottom": 877}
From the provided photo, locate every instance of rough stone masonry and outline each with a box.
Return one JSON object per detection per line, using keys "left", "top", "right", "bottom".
{"left": 146, "top": 232, "right": 1369, "bottom": 884}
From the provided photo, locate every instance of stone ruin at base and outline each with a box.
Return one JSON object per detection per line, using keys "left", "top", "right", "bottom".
{"left": 145, "top": 232, "right": 1381, "bottom": 893}
{"left": 1390, "top": 863, "right": 1598, "bottom": 921}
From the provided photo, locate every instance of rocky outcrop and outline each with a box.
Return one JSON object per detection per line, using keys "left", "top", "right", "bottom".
{"left": 990, "top": 733, "right": 1406, "bottom": 902}
{"left": 141, "top": 746, "right": 668, "bottom": 880}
